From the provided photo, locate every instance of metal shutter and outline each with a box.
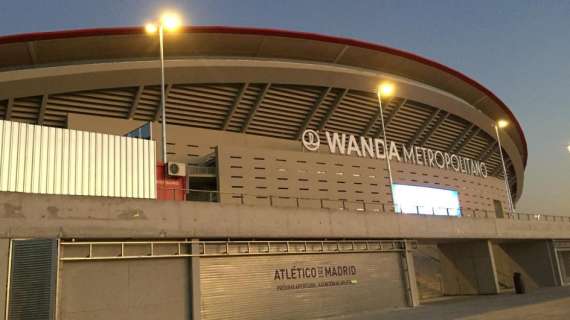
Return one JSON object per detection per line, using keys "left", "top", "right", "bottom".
{"left": 200, "top": 252, "right": 407, "bottom": 320}
{"left": 7, "top": 239, "right": 58, "bottom": 320}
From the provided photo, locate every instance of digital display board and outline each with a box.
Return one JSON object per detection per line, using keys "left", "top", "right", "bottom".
{"left": 392, "top": 184, "right": 461, "bottom": 216}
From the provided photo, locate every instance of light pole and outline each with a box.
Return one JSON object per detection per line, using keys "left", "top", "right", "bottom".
{"left": 146, "top": 12, "right": 182, "bottom": 166}
{"left": 494, "top": 119, "right": 515, "bottom": 213}
{"left": 376, "top": 82, "right": 396, "bottom": 212}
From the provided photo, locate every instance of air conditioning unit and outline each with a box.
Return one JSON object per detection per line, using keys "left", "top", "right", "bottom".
{"left": 167, "top": 162, "right": 186, "bottom": 177}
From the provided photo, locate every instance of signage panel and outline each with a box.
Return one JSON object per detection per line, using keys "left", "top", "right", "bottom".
{"left": 302, "top": 130, "right": 488, "bottom": 178}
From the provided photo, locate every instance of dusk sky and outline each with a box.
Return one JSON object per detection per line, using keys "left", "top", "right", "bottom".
{"left": 1, "top": 0, "right": 568, "bottom": 214}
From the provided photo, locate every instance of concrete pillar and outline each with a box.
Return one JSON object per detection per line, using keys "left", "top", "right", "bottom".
{"left": 0, "top": 239, "right": 10, "bottom": 320}
{"left": 553, "top": 245, "right": 569, "bottom": 286}
{"left": 403, "top": 241, "right": 420, "bottom": 307}
{"left": 438, "top": 240, "right": 499, "bottom": 295}
{"left": 189, "top": 239, "right": 201, "bottom": 320}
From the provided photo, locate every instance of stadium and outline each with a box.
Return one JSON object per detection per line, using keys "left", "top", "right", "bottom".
{"left": 0, "top": 26, "right": 568, "bottom": 320}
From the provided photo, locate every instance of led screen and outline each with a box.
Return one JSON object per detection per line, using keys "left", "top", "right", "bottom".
{"left": 392, "top": 184, "right": 461, "bottom": 216}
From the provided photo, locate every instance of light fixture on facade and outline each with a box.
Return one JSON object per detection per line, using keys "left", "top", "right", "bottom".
{"left": 377, "top": 82, "right": 395, "bottom": 99}
{"left": 376, "top": 82, "right": 396, "bottom": 212}
{"left": 497, "top": 119, "right": 509, "bottom": 129}
{"left": 145, "top": 23, "right": 158, "bottom": 34}
{"left": 145, "top": 10, "right": 185, "bottom": 167}
{"left": 161, "top": 12, "right": 182, "bottom": 32}
{"left": 494, "top": 119, "right": 515, "bottom": 214}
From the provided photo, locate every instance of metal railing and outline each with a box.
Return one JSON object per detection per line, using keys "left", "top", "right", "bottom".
{"left": 187, "top": 166, "right": 217, "bottom": 175}
{"left": 60, "top": 239, "right": 409, "bottom": 261}
{"left": 156, "top": 187, "right": 570, "bottom": 223}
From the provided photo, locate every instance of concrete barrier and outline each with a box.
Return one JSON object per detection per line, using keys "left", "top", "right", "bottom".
{"left": 1, "top": 192, "right": 570, "bottom": 240}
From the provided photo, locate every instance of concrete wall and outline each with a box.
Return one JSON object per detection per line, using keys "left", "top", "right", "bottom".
{"left": 59, "top": 259, "right": 190, "bottom": 320}
{"left": 0, "top": 239, "right": 9, "bottom": 320}
{"left": 439, "top": 240, "right": 499, "bottom": 295}
{"left": 493, "top": 241, "right": 558, "bottom": 291}
{"left": 2, "top": 192, "right": 570, "bottom": 240}
{"left": 413, "top": 244, "right": 444, "bottom": 300}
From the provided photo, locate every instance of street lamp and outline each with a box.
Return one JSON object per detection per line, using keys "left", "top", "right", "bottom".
{"left": 494, "top": 119, "right": 515, "bottom": 213}
{"left": 566, "top": 144, "right": 570, "bottom": 153}
{"left": 145, "top": 12, "right": 183, "bottom": 166}
{"left": 377, "top": 82, "right": 396, "bottom": 212}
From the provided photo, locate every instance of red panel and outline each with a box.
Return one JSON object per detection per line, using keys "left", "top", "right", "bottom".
{"left": 156, "top": 161, "right": 185, "bottom": 201}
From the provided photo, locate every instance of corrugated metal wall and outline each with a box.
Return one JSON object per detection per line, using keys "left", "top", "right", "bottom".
{"left": 0, "top": 120, "right": 156, "bottom": 199}
{"left": 200, "top": 252, "right": 407, "bottom": 320}
{"left": 7, "top": 239, "right": 58, "bottom": 320}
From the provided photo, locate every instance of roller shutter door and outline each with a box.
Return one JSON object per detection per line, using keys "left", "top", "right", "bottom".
{"left": 200, "top": 252, "right": 407, "bottom": 320}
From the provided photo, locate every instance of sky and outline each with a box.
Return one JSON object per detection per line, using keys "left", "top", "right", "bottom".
{"left": 0, "top": 0, "right": 569, "bottom": 214}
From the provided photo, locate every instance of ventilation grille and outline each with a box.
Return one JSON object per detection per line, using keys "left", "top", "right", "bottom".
{"left": 8, "top": 239, "right": 58, "bottom": 320}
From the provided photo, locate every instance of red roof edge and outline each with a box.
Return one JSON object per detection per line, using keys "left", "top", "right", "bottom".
{"left": 0, "top": 25, "right": 527, "bottom": 166}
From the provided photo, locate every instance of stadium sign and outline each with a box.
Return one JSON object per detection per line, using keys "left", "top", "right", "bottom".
{"left": 302, "top": 130, "right": 488, "bottom": 178}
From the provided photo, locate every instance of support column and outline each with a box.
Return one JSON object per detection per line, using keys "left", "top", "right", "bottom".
{"left": 189, "top": 239, "right": 201, "bottom": 320}
{"left": 403, "top": 240, "right": 420, "bottom": 307}
{"left": 438, "top": 240, "right": 499, "bottom": 295}
{"left": 552, "top": 247, "right": 565, "bottom": 286}
{"left": 546, "top": 240, "right": 562, "bottom": 287}
{"left": 0, "top": 239, "right": 9, "bottom": 320}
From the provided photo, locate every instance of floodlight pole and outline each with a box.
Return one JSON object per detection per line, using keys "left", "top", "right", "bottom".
{"left": 377, "top": 95, "right": 396, "bottom": 212}
{"left": 159, "top": 24, "right": 168, "bottom": 166}
{"left": 494, "top": 125, "right": 515, "bottom": 213}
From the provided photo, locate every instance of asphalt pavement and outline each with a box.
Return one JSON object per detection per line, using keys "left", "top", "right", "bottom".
{"left": 332, "top": 286, "right": 570, "bottom": 320}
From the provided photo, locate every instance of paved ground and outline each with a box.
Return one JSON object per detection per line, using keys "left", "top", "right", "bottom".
{"left": 338, "top": 286, "right": 570, "bottom": 320}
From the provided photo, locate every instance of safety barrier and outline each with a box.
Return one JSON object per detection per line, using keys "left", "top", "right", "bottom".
{"left": 155, "top": 187, "right": 568, "bottom": 222}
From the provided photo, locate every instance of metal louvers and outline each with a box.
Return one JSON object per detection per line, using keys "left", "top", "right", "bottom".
{"left": 7, "top": 239, "right": 58, "bottom": 320}
{"left": 0, "top": 120, "right": 156, "bottom": 199}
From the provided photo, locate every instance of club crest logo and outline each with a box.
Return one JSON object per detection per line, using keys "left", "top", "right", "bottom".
{"left": 302, "top": 129, "right": 320, "bottom": 151}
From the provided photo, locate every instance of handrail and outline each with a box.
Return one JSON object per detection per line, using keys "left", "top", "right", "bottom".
{"left": 156, "top": 187, "right": 570, "bottom": 223}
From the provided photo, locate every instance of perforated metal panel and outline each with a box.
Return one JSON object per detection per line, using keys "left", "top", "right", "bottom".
{"left": 7, "top": 239, "right": 58, "bottom": 320}
{"left": 200, "top": 252, "right": 407, "bottom": 320}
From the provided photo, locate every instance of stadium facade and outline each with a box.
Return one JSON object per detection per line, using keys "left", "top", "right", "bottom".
{"left": 0, "top": 26, "right": 569, "bottom": 320}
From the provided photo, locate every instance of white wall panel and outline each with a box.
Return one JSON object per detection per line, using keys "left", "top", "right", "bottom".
{"left": 0, "top": 120, "right": 156, "bottom": 199}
